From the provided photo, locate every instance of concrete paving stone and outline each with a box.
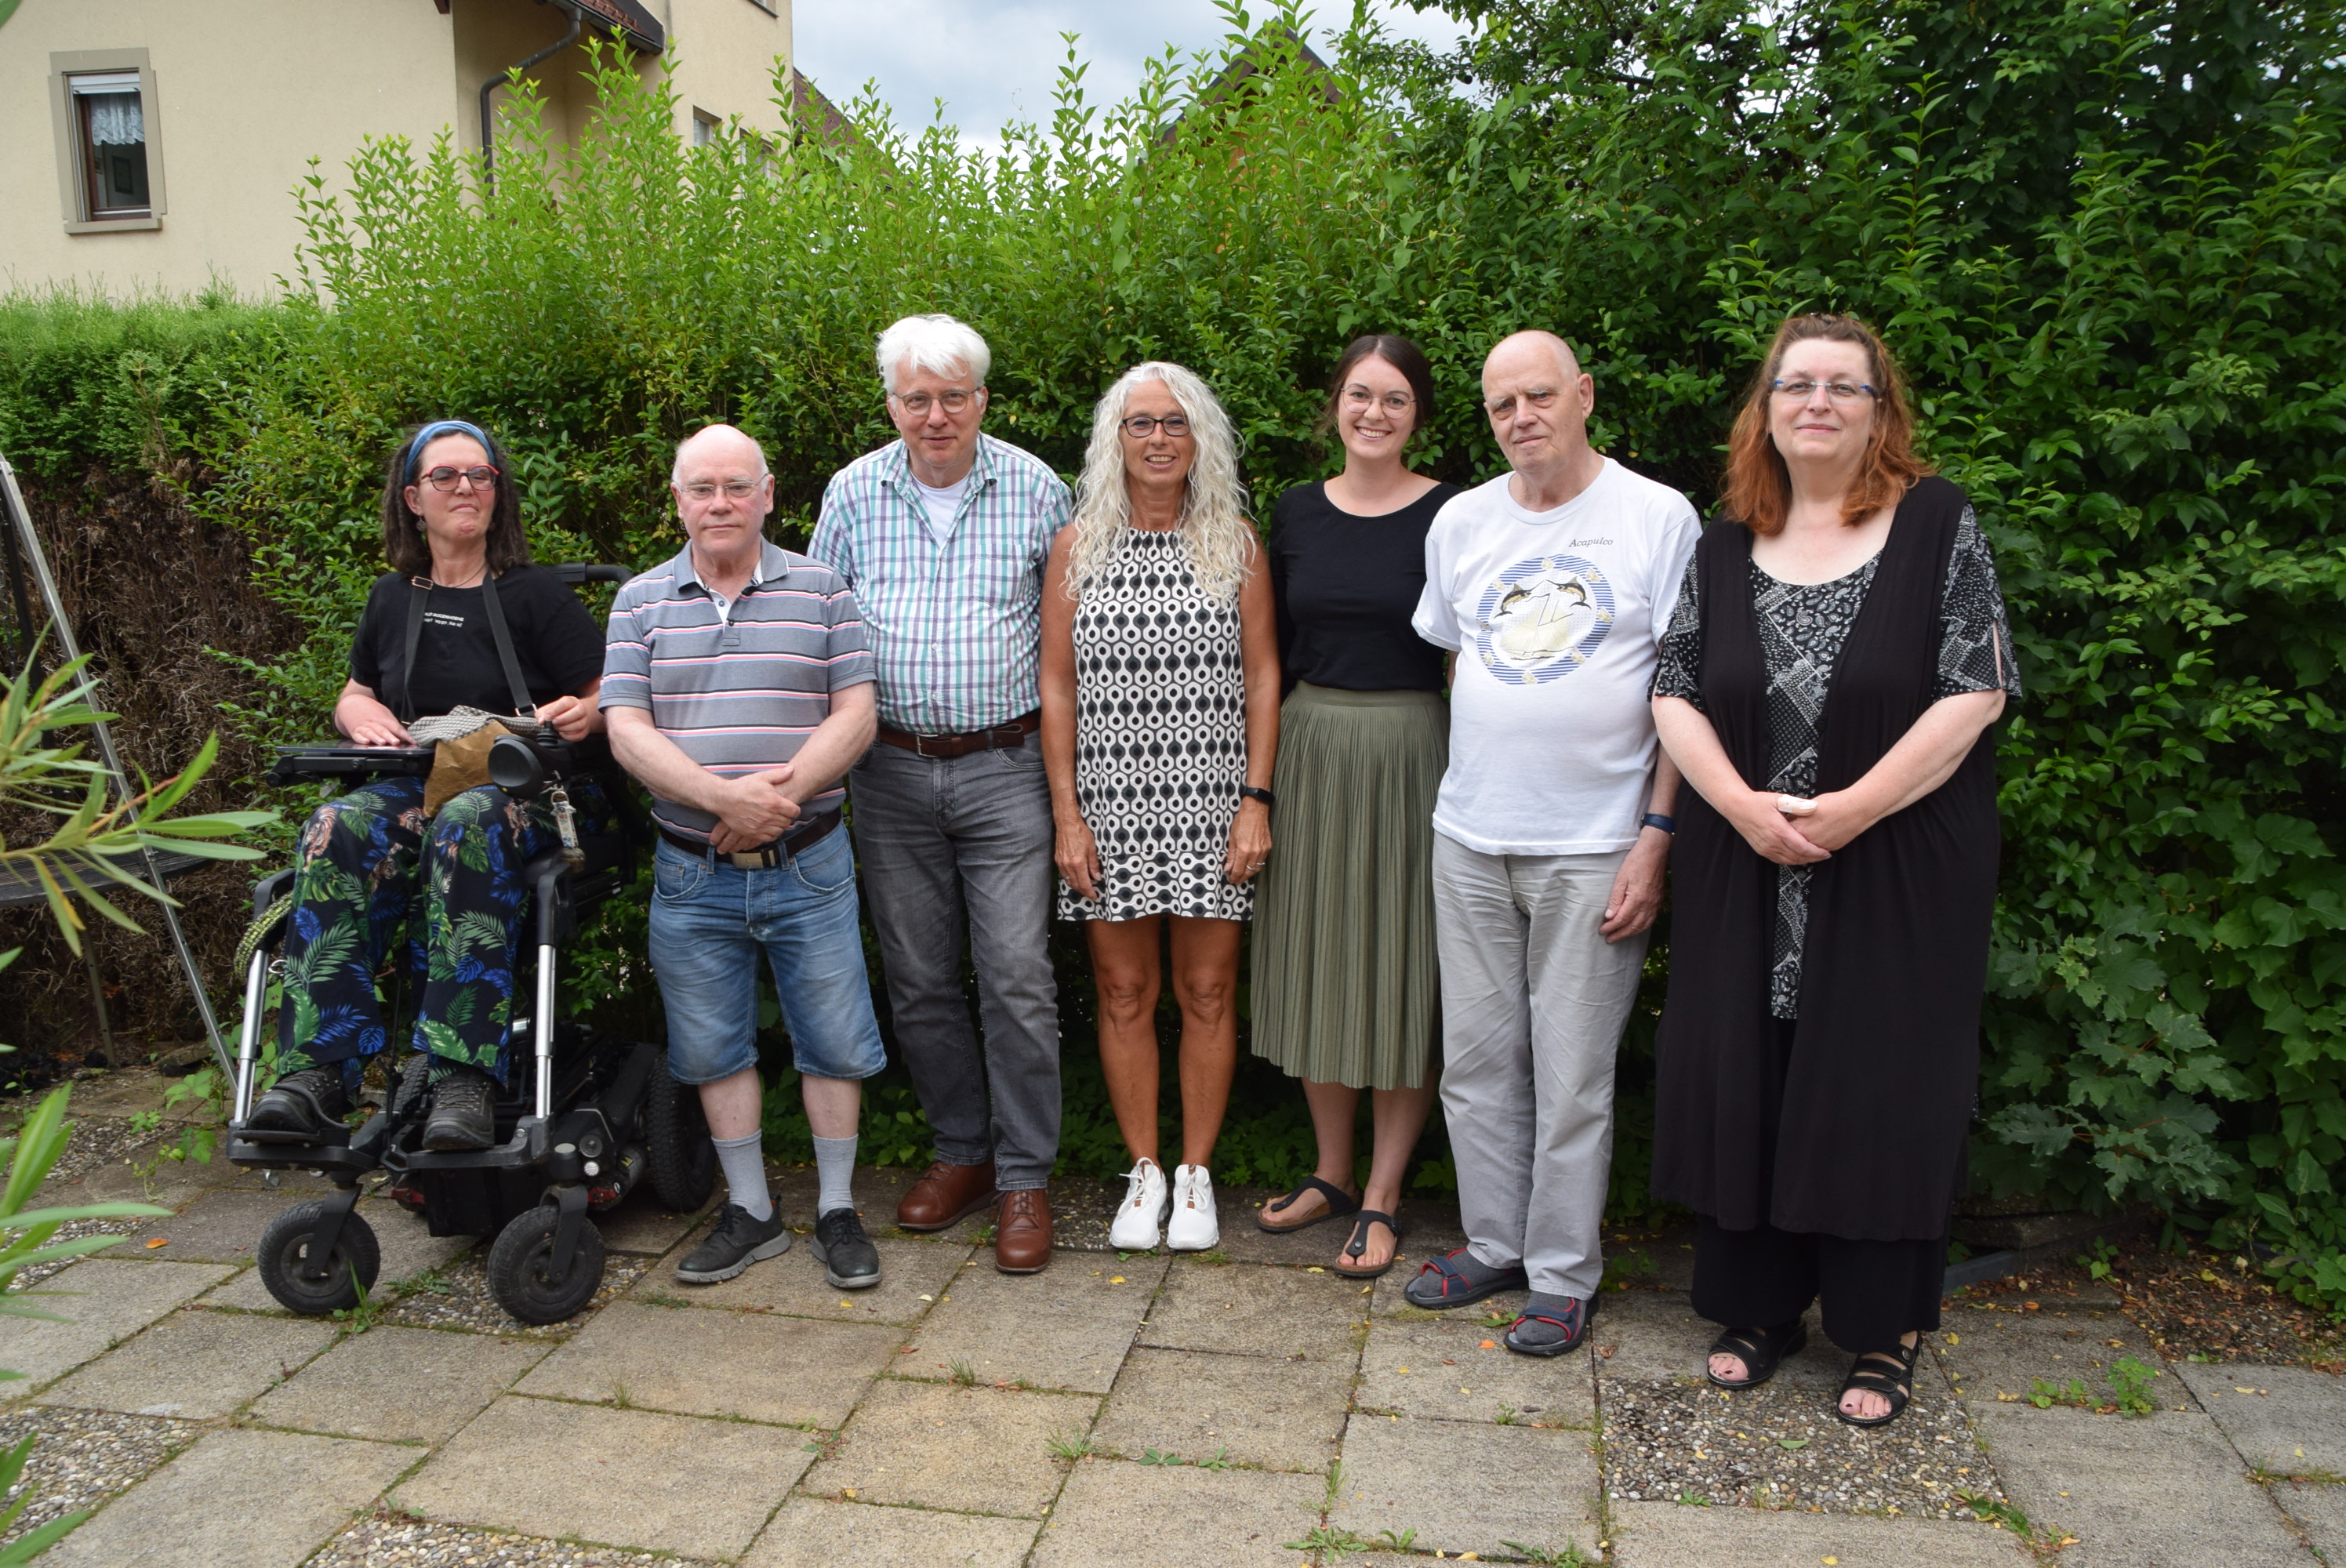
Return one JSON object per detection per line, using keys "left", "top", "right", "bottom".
{"left": 1358, "top": 1309, "right": 1596, "bottom": 1428}
{"left": 1331, "top": 1411, "right": 1601, "bottom": 1559}
{"left": 590, "top": 1190, "right": 706, "bottom": 1257}
{"left": 905, "top": 1251, "right": 1168, "bottom": 1393}
{"left": 518, "top": 1300, "right": 895, "bottom": 1427}
{"left": 58, "top": 1069, "right": 212, "bottom": 1127}
{"left": 313, "top": 1514, "right": 721, "bottom": 1567}
{"left": 746, "top": 1496, "right": 1039, "bottom": 1568}
{"left": 1031, "top": 1454, "right": 1327, "bottom": 1568}
{"left": 121, "top": 1185, "right": 309, "bottom": 1264}
{"left": 1972, "top": 1403, "right": 2313, "bottom": 1566}
{"left": 251, "top": 1323, "right": 550, "bottom": 1443}
{"left": 2276, "top": 1481, "right": 2346, "bottom": 1562}
{"left": 34, "top": 1143, "right": 221, "bottom": 1210}
{"left": 198, "top": 1200, "right": 475, "bottom": 1312}
{"left": 1137, "top": 1258, "right": 1367, "bottom": 1362}
{"left": 645, "top": 1230, "right": 968, "bottom": 1325}
{"left": 807, "top": 1377, "right": 1091, "bottom": 1518}
{"left": 1093, "top": 1345, "right": 1352, "bottom": 1472}
{"left": 1214, "top": 1189, "right": 1468, "bottom": 1269}
{"left": 0, "top": 1258, "right": 229, "bottom": 1396}
{"left": 1935, "top": 1301, "right": 2162, "bottom": 1406}
{"left": 38, "top": 1425, "right": 412, "bottom": 1568}
{"left": 36, "top": 1305, "right": 333, "bottom": 1418}
{"left": 2173, "top": 1362, "right": 2346, "bottom": 1475}
{"left": 396, "top": 1393, "right": 811, "bottom": 1559}
{"left": 1607, "top": 1499, "right": 2032, "bottom": 1566}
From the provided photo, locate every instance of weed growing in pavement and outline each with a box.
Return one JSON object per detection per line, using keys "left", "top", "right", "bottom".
{"left": 1045, "top": 1428, "right": 1097, "bottom": 1462}
{"left": 1283, "top": 1526, "right": 1365, "bottom": 1554}
{"left": 1138, "top": 1448, "right": 1182, "bottom": 1466}
{"left": 1600, "top": 1249, "right": 1653, "bottom": 1291}
{"left": 1501, "top": 1544, "right": 1590, "bottom": 1567}
{"left": 1197, "top": 1447, "right": 1233, "bottom": 1470}
{"left": 1494, "top": 1404, "right": 1519, "bottom": 1425}
{"left": 948, "top": 1360, "right": 977, "bottom": 1387}
{"left": 2027, "top": 1377, "right": 2092, "bottom": 1410}
{"left": 801, "top": 1429, "right": 842, "bottom": 1462}
{"left": 2107, "top": 1356, "right": 2161, "bottom": 1415}
{"left": 2076, "top": 1236, "right": 2121, "bottom": 1285}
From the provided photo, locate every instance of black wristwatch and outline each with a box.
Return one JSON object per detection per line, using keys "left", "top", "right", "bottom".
{"left": 1239, "top": 786, "right": 1276, "bottom": 808}
{"left": 1640, "top": 812, "right": 1677, "bottom": 835}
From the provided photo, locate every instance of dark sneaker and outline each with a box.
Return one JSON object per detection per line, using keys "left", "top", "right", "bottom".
{"left": 676, "top": 1203, "right": 793, "bottom": 1284}
{"left": 421, "top": 1065, "right": 497, "bottom": 1152}
{"left": 811, "top": 1207, "right": 881, "bottom": 1290}
{"left": 1504, "top": 1292, "right": 1598, "bottom": 1358}
{"left": 245, "top": 1067, "right": 347, "bottom": 1136}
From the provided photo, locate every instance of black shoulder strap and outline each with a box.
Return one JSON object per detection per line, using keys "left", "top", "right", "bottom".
{"left": 477, "top": 570, "right": 536, "bottom": 718}
{"left": 400, "top": 578, "right": 430, "bottom": 724}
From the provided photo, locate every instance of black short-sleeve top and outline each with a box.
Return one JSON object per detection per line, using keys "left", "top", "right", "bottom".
{"left": 1269, "top": 480, "right": 1461, "bottom": 693}
{"left": 347, "top": 565, "right": 608, "bottom": 720}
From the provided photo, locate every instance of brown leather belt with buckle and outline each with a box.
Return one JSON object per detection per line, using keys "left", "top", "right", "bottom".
{"left": 659, "top": 810, "right": 841, "bottom": 869}
{"left": 876, "top": 710, "right": 1040, "bottom": 760}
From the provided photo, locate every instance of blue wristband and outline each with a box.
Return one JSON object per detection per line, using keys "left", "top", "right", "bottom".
{"left": 1640, "top": 812, "right": 1676, "bottom": 835}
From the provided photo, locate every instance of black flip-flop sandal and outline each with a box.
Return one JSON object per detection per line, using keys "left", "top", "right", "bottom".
{"left": 1836, "top": 1340, "right": 1920, "bottom": 1428}
{"left": 1705, "top": 1318, "right": 1809, "bottom": 1390}
{"left": 1256, "top": 1175, "right": 1361, "bottom": 1235}
{"left": 1331, "top": 1210, "right": 1401, "bottom": 1279}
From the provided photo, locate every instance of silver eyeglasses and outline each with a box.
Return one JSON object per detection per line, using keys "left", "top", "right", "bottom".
{"left": 892, "top": 388, "right": 981, "bottom": 416}
{"left": 1771, "top": 378, "right": 1879, "bottom": 403}
{"left": 1343, "top": 387, "right": 1417, "bottom": 415}
{"left": 680, "top": 477, "right": 765, "bottom": 503}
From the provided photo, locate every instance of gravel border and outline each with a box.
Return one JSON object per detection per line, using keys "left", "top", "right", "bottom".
{"left": 311, "top": 1512, "right": 717, "bottom": 1567}
{"left": 0, "top": 1406, "right": 198, "bottom": 1549}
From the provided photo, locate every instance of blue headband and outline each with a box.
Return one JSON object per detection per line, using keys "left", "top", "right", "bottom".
{"left": 405, "top": 419, "right": 494, "bottom": 481}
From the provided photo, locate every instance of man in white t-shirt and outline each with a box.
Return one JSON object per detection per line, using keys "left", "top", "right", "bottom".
{"left": 1405, "top": 330, "right": 1700, "bottom": 1357}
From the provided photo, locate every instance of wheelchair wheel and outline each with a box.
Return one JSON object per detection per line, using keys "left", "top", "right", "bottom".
{"left": 256, "top": 1201, "right": 381, "bottom": 1316}
{"left": 487, "top": 1203, "right": 606, "bottom": 1325}
{"left": 643, "top": 1049, "right": 717, "bottom": 1212}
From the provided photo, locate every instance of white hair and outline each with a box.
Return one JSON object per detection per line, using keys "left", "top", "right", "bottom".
{"left": 671, "top": 424, "right": 770, "bottom": 485}
{"left": 874, "top": 314, "right": 992, "bottom": 393}
{"left": 1064, "top": 362, "right": 1254, "bottom": 606}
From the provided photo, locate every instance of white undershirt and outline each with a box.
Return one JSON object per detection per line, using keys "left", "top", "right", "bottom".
{"left": 912, "top": 472, "right": 971, "bottom": 544}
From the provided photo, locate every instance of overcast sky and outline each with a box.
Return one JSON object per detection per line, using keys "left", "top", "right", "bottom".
{"left": 794, "top": 2, "right": 1469, "bottom": 153}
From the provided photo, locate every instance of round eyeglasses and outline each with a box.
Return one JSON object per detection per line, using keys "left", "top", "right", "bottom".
{"left": 420, "top": 465, "right": 499, "bottom": 492}
{"left": 1120, "top": 413, "right": 1191, "bottom": 439}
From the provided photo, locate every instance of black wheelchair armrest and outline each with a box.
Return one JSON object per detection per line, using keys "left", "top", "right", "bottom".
{"left": 267, "top": 745, "right": 436, "bottom": 788}
{"left": 253, "top": 867, "right": 299, "bottom": 915}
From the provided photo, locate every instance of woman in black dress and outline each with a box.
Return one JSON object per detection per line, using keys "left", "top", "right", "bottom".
{"left": 1649, "top": 315, "right": 2020, "bottom": 1426}
{"left": 1251, "top": 336, "right": 1459, "bottom": 1277}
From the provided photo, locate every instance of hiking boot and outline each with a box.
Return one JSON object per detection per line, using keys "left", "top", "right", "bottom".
{"left": 245, "top": 1067, "right": 347, "bottom": 1137}
{"left": 811, "top": 1207, "right": 881, "bottom": 1290}
{"left": 421, "top": 1065, "right": 497, "bottom": 1152}
{"left": 675, "top": 1202, "right": 794, "bottom": 1284}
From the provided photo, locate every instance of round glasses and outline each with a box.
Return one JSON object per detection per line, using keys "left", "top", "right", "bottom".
{"left": 892, "top": 388, "right": 980, "bottom": 416}
{"left": 420, "top": 465, "right": 499, "bottom": 492}
{"left": 1120, "top": 413, "right": 1191, "bottom": 439}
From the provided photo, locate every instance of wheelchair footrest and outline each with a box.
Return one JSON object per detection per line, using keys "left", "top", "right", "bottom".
{"left": 225, "top": 1131, "right": 379, "bottom": 1178}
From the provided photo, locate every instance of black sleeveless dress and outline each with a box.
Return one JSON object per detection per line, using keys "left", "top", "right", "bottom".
{"left": 1651, "top": 477, "right": 2004, "bottom": 1241}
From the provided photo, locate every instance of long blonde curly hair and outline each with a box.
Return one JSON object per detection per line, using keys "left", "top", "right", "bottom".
{"left": 1062, "top": 361, "right": 1255, "bottom": 604}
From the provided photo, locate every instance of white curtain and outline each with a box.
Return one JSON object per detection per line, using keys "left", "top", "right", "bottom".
{"left": 85, "top": 93, "right": 143, "bottom": 147}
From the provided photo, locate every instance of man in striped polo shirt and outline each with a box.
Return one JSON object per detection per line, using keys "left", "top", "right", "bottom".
{"left": 603, "top": 424, "right": 886, "bottom": 1291}
{"left": 811, "top": 314, "right": 1073, "bottom": 1274}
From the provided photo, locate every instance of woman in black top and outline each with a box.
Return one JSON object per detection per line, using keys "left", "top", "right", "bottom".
{"left": 1251, "top": 336, "right": 1460, "bottom": 1277}
{"left": 247, "top": 420, "right": 612, "bottom": 1152}
{"left": 1649, "top": 316, "right": 2019, "bottom": 1427}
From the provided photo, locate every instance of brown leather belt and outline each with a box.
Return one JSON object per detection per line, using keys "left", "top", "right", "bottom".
{"left": 877, "top": 710, "right": 1040, "bottom": 760}
{"left": 658, "top": 810, "right": 841, "bottom": 869}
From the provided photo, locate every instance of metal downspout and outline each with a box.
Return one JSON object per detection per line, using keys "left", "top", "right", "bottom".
{"left": 479, "top": 2, "right": 583, "bottom": 193}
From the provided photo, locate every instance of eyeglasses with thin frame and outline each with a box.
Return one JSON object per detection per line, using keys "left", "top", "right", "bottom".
{"left": 420, "top": 465, "right": 499, "bottom": 492}
{"left": 1343, "top": 386, "right": 1417, "bottom": 416}
{"left": 1483, "top": 387, "right": 1560, "bottom": 421}
{"left": 1771, "top": 378, "right": 1879, "bottom": 403}
{"left": 892, "top": 388, "right": 982, "bottom": 416}
{"left": 1120, "top": 413, "right": 1192, "bottom": 439}
{"left": 679, "top": 477, "right": 767, "bottom": 503}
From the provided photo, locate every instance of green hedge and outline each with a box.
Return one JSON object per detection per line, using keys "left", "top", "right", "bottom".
{"left": 4, "top": 2, "right": 2343, "bottom": 1303}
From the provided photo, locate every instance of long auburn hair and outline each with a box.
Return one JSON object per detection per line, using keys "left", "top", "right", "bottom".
{"left": 1064, "top": 361, "right": 1254, "bottom": 604}
{"left": 1720, "top": 314, "right": 1931, "bottom": 535}
{"left": 378, "top": 421, "right": 532, "bottom": 576}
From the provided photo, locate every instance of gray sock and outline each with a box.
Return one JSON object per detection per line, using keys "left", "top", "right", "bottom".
{"left": 711, "top": 1133, "right": 772, "bottom": 1221}
{"left": 813, "top": 1134, "right": 858, "bottom": 1218}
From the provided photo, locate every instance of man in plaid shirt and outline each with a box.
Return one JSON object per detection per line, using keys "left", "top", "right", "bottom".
{"left": 809, "top": 314, "right": 1073, "bottom": 1273}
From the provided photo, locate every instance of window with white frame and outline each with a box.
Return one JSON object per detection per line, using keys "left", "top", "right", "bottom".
{"left": 692, "top": 109, "right": 720, "bottom": 147}
{"left": 71, "top": 71, "right": 151, "bottom": 219}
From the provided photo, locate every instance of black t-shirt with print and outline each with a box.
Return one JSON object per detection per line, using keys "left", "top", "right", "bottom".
{"left": 347, "top": 566, "right": 607, "bottom": 720}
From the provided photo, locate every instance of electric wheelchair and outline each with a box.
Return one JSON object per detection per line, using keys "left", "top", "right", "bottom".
{"left": 225, "top": 564, "right": 714, "bottom": 1324}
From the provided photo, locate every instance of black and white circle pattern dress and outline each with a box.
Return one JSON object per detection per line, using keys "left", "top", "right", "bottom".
{"left": 1056, "top": 526, "right": 1254, "bottom": 924}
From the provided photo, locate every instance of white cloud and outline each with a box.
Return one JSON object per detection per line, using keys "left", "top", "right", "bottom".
{"left": 790, "top": 2, "right": 1469, "bottom": 153}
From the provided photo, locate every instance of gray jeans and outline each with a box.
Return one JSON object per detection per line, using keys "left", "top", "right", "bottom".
{"left": 848, "top": 730, "right": 1060, "bottom": 1189}
{"left": 1432, "top": 833, "right": 1648, "bottom": 1299}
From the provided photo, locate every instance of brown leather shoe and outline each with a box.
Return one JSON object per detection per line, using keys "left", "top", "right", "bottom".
{"left": 896, "top": 1159, "right": 997, "bottom": 1232}
{"left": 994, "top": 1188, "right": 1053, "bottom": 1273}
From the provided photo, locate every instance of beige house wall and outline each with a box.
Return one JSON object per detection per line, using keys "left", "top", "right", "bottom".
{"left": 2, "top": 0, "right": 792, "bottom": 302}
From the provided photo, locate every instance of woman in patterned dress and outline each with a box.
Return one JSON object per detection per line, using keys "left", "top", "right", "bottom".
{"left": 1040, "top": 362, "right": 1281, "bottom": 1254}
{"left": 1647, "top": 315, "right": 2021, "bottom": 1428}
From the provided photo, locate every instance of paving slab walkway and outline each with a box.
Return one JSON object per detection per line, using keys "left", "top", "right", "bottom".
{"left": 0, "top": 1084, "right": 2337, "bottom": 1565}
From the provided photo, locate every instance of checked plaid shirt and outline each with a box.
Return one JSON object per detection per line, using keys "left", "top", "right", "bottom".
{"left": 809, "top": 431, "right": 1071, "bottom": 735}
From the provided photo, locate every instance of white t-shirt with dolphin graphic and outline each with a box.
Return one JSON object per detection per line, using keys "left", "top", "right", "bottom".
{"left": 1411, "top": 456, "right": 1700, "bottom": 856}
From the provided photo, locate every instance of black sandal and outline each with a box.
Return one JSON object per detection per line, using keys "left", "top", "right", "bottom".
{"left": 1705, "top": 1318, "right": 1808, "bottom": 1389}
{"left": 1331, "top": 1210, "right": 1401, "bottom": 1279}
{"left": 1836, "top": 1340, "right": 1920, "bottom": 1428}
{"left": 1256, "top": 1175, "right": 1360, "bottom": 1235}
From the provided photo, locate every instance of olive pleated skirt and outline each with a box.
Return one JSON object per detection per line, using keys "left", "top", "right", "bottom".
{"left": 1248, "top": 682, "right": 1447, "bottom": 1091}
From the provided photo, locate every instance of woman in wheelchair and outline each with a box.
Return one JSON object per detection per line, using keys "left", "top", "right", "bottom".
{"left": 247, "top": 419, "right": 614, "bottom": 1152}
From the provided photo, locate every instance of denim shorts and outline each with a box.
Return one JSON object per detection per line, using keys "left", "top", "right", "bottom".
{"left": 645, "top": 826, "right": 888, "bottom": 1084}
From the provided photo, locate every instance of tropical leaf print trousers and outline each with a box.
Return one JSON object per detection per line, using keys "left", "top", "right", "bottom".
{"left": 274, "top": 775, "right": 613, "bottom": 1086}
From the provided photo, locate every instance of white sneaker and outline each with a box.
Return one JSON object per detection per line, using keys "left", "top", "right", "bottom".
{"left": 1109, "top": 1158, "right": 1168, "bottom": 1250}
{"left": 1166, "top": 1164, "right": 1220, "bottom": 1251}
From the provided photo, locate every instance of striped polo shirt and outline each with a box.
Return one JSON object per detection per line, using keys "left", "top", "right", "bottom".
{"left": 601, "top": 538, "right": 875, "bottom": 842}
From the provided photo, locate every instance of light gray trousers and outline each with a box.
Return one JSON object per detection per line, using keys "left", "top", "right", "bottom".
{"left": 1431, "top": 833, "right": 1648, "bottom": 1300}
